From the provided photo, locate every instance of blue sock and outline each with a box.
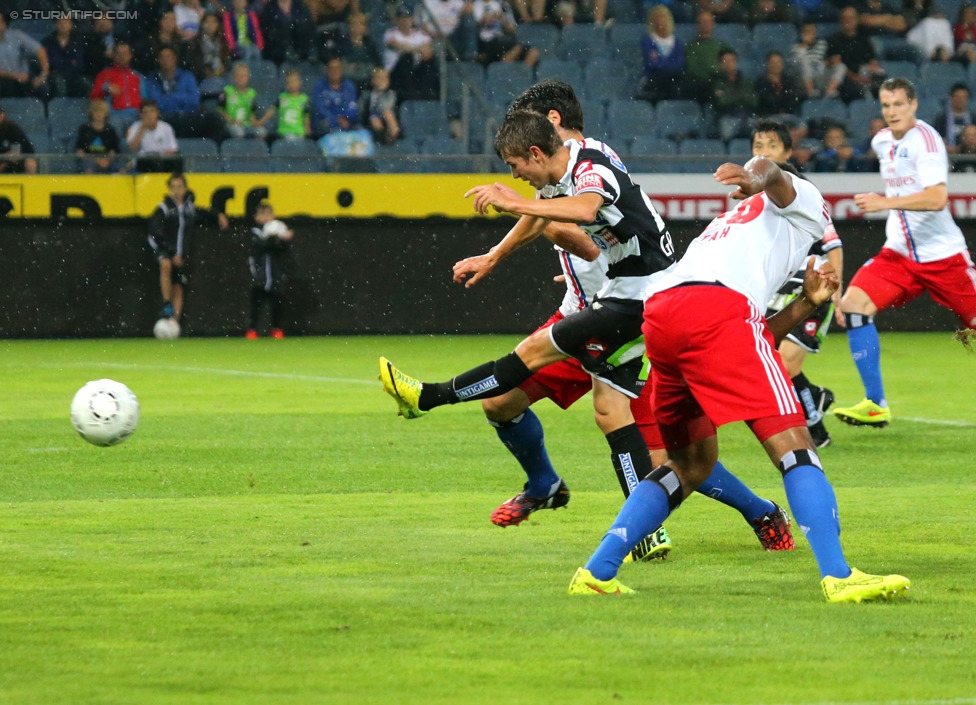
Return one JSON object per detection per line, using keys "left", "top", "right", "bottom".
{"left": 491, "top": 409, "right": 561, "bottom": 498}
{"left": 845, "top": 315, "right": 886, "bottom": 406}
{"left": 697, "top": 461, "right": 775, "bottom": 524}
{"left": 585, "top": 479, "right": 671, "bottom": 581}
{"left": 782, "top": 465, "right": 849, "bottom": 579}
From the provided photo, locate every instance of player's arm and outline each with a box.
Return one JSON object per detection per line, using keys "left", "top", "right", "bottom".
{"left": 452, "top": 214, "right": 549, "bottom": 287}
{"left": 715, "top": 156, "right": 796, "bottom": 208}
{"left": 466, "top": 181, "right": 605, "bottom": 224}
{"left": 767, "top": 258, "right": 839, "bottom": 344}
{"left": 826, "top": 245, "right": 845, "bottom": 327}
{"left": 853, "top": 183, "right": 948, "bottom": 213}
{"left": 542, "top": 221, "right": 600, "bottom": 261}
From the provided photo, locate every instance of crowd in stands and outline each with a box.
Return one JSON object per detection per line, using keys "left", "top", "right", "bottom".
{"left": 3, "top": 0, "right": 976, "bottom": 174}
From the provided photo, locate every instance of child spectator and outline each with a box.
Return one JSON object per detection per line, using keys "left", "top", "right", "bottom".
{"left": 311, "top": 55, "right": 360, "bottom": 135}
{"left": 126, "top": 100, "right": 181, "bottom": 173}
{"left": 0, "top": 105, "right": 37, "bottom": 174}
{"left": 246, "top": 200, "right": 294, "bottom": 339}
{"left": 269, "top": 69, "right": 312, "bottom": 140}
{"left": 187, "top": 12, "right": 230, "bottom": 80}
{"left": 223, "top": 0, "right": 265, "bottom": 62}
{"left": 219, "top": 62, "right": 272, "bottom": 138}
{"left": 365, "top": 66, "right": 399, "bottom": 144}
{"left": 75, "top": 99, "right": 120, "bottom": 174}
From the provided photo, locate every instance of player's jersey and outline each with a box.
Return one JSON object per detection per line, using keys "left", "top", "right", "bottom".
{"left": 871, "top": 119, "right": 968, "bottom": 262}
{"left": 556, "top": 247, "right": 608, "bottom": 316}
{"left": 542, "top": 139, "right": 675, "bottom": 303}
{"left": 647, "top": 172, "right": 829, "bottom": 310}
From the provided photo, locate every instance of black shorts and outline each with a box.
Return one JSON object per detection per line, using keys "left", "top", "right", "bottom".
{"left": 766, "top": 277, "right": 833, "bottom": 353}
{"left": 549, "top": 298, "right": 647, "bottom": 398}
{"left": 156, "top": 252, "right": 189, "bottom": 286}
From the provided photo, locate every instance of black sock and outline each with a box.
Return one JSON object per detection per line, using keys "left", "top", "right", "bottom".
{"left": 606, "top": 423, "right": 654, "bottom": 497}
{"left": 419, "top": 352, "right": 533, "bottom": 410}
{"left": 792, "top": 372, "right": 819, "bottom": 424}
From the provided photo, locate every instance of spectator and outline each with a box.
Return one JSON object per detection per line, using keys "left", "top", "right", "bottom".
{"left": 906, "top": 1, "right": 955, "bottom": 61}
{"left": 186, "top": 12, "right": 231, "bottom": 80}
{"left": 90, "top": 42, "right": 143, "bottom": 124}
{"left": 826, "top": 6, "right": 885, "bottom": 103}
{"left": 75, "top": 99, "right": 121, "bottom": 174}
{"left": 693, "top": 0, "right": 748, "bottom": 23}
{"left": 848, "top": 114, "right": 884, "bottom": 171}
{"left": 856, "top": 0, "right": 908, "bottom": 36}
{"left": 0, "top": 105, "right": 37, "bottom": 174}
{"left": 43, "top": 18, "right": 91, "bottom": 98}
{"left": 84, "top": 17, "right": 120, "bottom": 76}
{"left": 934, "top": 82, "right": 976, "bottom": 152}
{"left": 246, "top": 200, "right": 294, "bottom": 339}
{"left": 684, "top": 10, "right": 731, "bottom": 103}
{"left": 792, "top": 21, "right": 845, "bottom": 99}
{"left": 311, "top": 55, "right": 360, "bottom": 135}
{"left": 783, "top": 116, "right": 818, "bottom": 170}
{"left": 365, "top": 66, "right": 400, "bottom": 144}
{"left": 260, "top": 0, "right": 317, "bottom": 65}
{"left": 383, "top": 5, "right": 440, "bottom": 101}
{"left": 951, "top": 123, "right": 976, "bottom": 171}
{"left": 126, "top": 100, "right": 181, "bottom": 173}
{"left": 509, "top": 0, "right": 547, "bottom": 24}
{"left": 471, "top": 0, "right": 539, "bottom": 67}
{"left": 145, "top": 11, "right": 187, "bottom": 74}
{"left": 755, "top": 50, "right": 804, "bottom": 117}
{"left": 310, "top": 0, "right": 360, "bottom": 57}
{"left": 174, "top": 0, "right": 206, "bottom": 41}
{"left": 339, "top": 12, "right": 382, "bottom": 91}
{"left": 638, "top": 4, "right": 685, "bottom": 103}
{"left": 144, "top": 46, "right": 224, "bottom": 141}
{"left": 551, "top": 0, "right": 609, "bottom": 25}
{"left": 953, "top": 3, "right": 976, "bottom": 63}
{"left": 269, "top": 68, "right": 312, "bottom": 141}
{"left": 223, "top": 0, "right": 266, "bottom": 62}
{"left": 0, "top": 11, "right": 51, "bottom": 100}
{"left": 744, "top": 0, "right": 795, "bottom": 26}
{"left": 420, "top": 0, "right": 478, "bottom": 62}
{"left": 790, "top": 0, "right": 839, "bottom": 22}
{"left": 219, "top": 62, "right": 272, "bottom": 138}
{"left": 811, "top": 124, "right": 860, "bottom": 171}
{"left": 710, "top": 47, "right": 758, "bottom": 140}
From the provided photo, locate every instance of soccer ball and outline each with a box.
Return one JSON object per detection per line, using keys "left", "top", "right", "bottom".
{"left": 154, "top": 317, "right": 180, "bottom": 340}
{"left": 70, "top": 379, "right": 140, "bottom": 447}
{"left": 261, "top": 219, "right": 289, "bottom": 239}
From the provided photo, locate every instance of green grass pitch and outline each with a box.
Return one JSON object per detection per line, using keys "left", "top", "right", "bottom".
{"left": 1, "top": 333, "right": 974, "bottom": 705}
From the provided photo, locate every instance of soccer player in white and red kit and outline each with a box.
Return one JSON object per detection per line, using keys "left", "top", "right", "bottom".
{"left": 569, "top": 157, "right": 911, "bottom": 603}
{"left": 834, "top": 77, "right": 976, "bottom": 427}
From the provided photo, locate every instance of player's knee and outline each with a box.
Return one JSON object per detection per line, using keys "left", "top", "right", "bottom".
{"left": 778, "top": 448, "right": 823, "bottom": 477}
{"left": 481, "top": 394, "right": 527, "bottom": 423}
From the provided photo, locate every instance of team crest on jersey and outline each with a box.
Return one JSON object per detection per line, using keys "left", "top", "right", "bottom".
{"left": 804, "top": 320, "right": 818, "bottom": 336}
{"left": 541, "top": 185, "right": 557, "bottom": 198}
{"left": 898, "top": 148, "right": 909, "bottom": 158}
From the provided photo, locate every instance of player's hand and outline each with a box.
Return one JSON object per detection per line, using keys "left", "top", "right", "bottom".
{"left": 217, "top": 213, "right": 230, "bottom": 230}
{"left": 452, "top": 252, "right": 496, "bottom": 287}
{"left": 853, "top": 192, "right": 886, "bottom": 213}
{"left": 172, "top": 255, "right": 184, "bottom": 267}
{"left": 833, "top": 290, "right": 847, "bottom": 327}
{"left": 464, "top": 182, "right": 522, "bottom": 215}
{"left": 553, "top": 274, "right": 566, "bottom": 283}
{"left": 714, "top": 161, "right": 761, "bottom": 200}
{"left": 801, "top": 257, "right": 839, "bottom": 306}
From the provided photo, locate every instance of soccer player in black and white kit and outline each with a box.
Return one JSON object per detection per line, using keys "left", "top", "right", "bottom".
{"left": 380, "top": 109, "right": 675, "bottom": 510}
{"left": 148, "top": 172, "right": 229, "bottom": 323}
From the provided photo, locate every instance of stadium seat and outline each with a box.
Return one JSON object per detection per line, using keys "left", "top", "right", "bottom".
{"left": 915, "top": 95, "right": 942, "bottom": 124}
{"left": 677, "top": 137, "right": 727, "bottom": 173}
{"left": 26, "top": 132, "right": 49, "bottom": 153}
{"left": 579, "top": 98, "right": 608, "bottom": 138}
{"left": 1, "top": 97, "right": 46, "bottom": 133}
{"left": 607, "top": 22, "right": 645, "bottom": 67}
{"left": 711, "top": 23, "right": 751, "bottom": 48}
{"left": 630, "top": 134, "right": 677, "bottom": 156}
{"left": 749, "top": 22, "right": 797, "bottom": 63}
{"left": 534, "top": 58, "right": 583, "bottom": 87}
{"left": 446, "top": 61, "right": 486, "bottom": 117}
{"left": 420, "top": 135, "right": 467, "bottom": 155}
{"left": 654, "top": 100, "right": 703, "bottom": 140}
{"left": 48, "top": 113, "right": 83, "bottom": 147}
{"left": 726, "top": 137, "right": 753, "bottom": 157}
{"left": 848, "top": 98, "right": 882, "bottom": 142}
{"left": 674, "top": 23, "right": 697, "bottom": 43}
{"left": 558, "top": 24, "right": 609, "bottom": 63}
{"left": 179, "top": 138, "right": 220, "bottom": 155}
{"left": 875, "top": 36, "right": 922, "bottom": 62}
{"left": 516, "top": 23, "right": 560, "bottom": 58}
{"left": 607, "top": 99, "right": 654, "bottom": 124}
{"left": 879, "top": 60, "right": 920, "bottom": 83}
{"left": 584, "top": 59, "right": 638, "bottom": 102}
{"left": 220, "top": 137, "right": 270, "bottom": 172}
{"left": 270, "top": 137, "right": 323, "bottom": 172}
{"left": 919, "top": 62, "right": 968, "bottom": 99}
{"left": 485, "top": 62, "right": 535, "bottom": 105}
{"left": 399, "top": 100, "right": 453, "bottom": 146}
{"left": 47, "top": 97, "right": 89, "bottom": 122}
{"left": 801, "top": 98, "right": 849, "bottom": 128}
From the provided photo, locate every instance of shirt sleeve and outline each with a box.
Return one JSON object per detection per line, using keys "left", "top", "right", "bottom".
{"left": 775, "top": 174, "right": 830, "bottom": 243}
{"left": 915, "top": 141, "right": 950, "bottom": 189}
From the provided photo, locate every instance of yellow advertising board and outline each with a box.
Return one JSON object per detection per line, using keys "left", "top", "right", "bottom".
{"left": 0, "top": 174, "right": 533, "bottom": 219}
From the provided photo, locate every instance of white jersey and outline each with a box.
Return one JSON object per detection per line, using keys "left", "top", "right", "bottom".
{"left": 556, "top": 247, "right": 608, "bottom": 316}
{"left": 872, "top": 119, "right": 968, "bottom": 262}
{"left": 646, "top": 172, "right": 829, "bottom": 310}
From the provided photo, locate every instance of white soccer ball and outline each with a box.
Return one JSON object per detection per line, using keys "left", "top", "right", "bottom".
{"left": 70, "top": 379, "right": 140, "bottom": 447}
{"left": 261, "top": 219, "right": 289, "bottom": 239}
{"left": 153, "top": 318, "right": 181, "bottom": 340}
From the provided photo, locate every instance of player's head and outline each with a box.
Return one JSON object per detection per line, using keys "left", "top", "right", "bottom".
{"left": 167, "top": 172, "right": 188, "bottom": 201}
{"left": 878, "top": 77, "right": 918, "bottom": 137}
{"left": 495, "top": 110, "right": 563, "bottom": 188}
{"left": 751, "top": 120, "right": 792, "bottom": 162}
{"left": 508, "top": 80, "right": 585, "bottom": 135}
{"left": 255, "top": 199, "right": 274, "bottom": 223}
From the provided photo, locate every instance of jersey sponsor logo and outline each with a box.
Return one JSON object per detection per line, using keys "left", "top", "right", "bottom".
{"left": 576, "top": 172, "right": 604, "bottom": 191}
{"left": 883, "top": 175, "right": 916, "bottom": 188}
{"left": 455, "top": 376, "right": 499, "bottom": 400}
{"left": 574, "top": 160, "right": 594, "bottom": 179}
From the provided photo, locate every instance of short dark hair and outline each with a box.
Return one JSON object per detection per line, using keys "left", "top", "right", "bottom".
{"left": 950, "top": 81, "right": 970, "bottom": 95}
{"left": 494, "top": 110, "right": 562, "bottom": 160}
{"left": 141, "top": 99, "right": 159, "bottom": 111}
{"left": 879, "top": 76, "right": 917, "bottom": 101}
{"left": 507, "top": 79, "right": 585, "bottom": 133}
{"left": 752, "top": 119, "right": 793, "bottom": 151}
{"left": 167, "top": 172, "right": 187, "bottom": 187}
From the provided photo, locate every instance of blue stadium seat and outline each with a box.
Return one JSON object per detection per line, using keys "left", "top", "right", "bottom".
{"left": 674, "top": 23, "right": 697, "bottom": 43}
{"left": 26, "top": 132, "right": 49, "bottom": 153}
{"left": 179, "top": 138, "right": 220, "bottom": 155}
{"left": 915, "top": 96, "right": 942, "bottom": 124}
{"left": 270, "top": 138, "right": 323, "bottom": 172}
{"left": 199, "top": 75, "right": 229, "bottom": 100}
{"left": 801, "top": 98, "right": 849, "bottom": 128}
{"left": 446, "top": 61, "right": 486, "bottom": 116}
{"left": 711, "top": 23, "right": 751, "bottom": 49}
{"left": 726, "top": 137, "right": 753, "bottom": 157}
{"left": 848, "top": 98, "right": 882, "bottom": 142}
{"left": 534, "top": 58, "right": 583, "bottom": 87}
{"left": 516, "top": 23, "right": 560, "bottom": 58}
{"left": 749, "top": 22, "right": 797, "bottom": 62}
{"left": 879, "top": 60, "right": 920, "bottom": 83}
{"left": 47, "top": 97, "right": 89, "bottom": 122}
{"left": 630, "top": 134, "right": 677, "bottom": 156}
{"left": 220, "top": 137, "right": 270, "bottom": 172}
{"left": 654, "top": 100, "right": 703, "bottom": 140}
{"left": 558, "top": 24, "right": 609, "bottom": 63}
{"left": 48, "top": 113, "right": 83, "bottom": 146}
{"left": 677, "top": 137, "right": 728, "bottom": 173}
{"left": 584, "top": 59, "right": 638, "bottom": 102}
{"left": 579, "top": 98, "right": 608, "bottom": 137}
{"left": 875, "top": 36, "right": 922, "bottom": 62}
{"left": 485, "top": 62, "right": 535, "bottom": 105}
{"left": 399, "top": 100, "right": 453, "bottom": 145}
{"left": 919, "top": 62, "right": 968, "bottom": 99}
{"left": 607, "top": 98, "right": 654, "bottom": 124}
{"left": 420, "top": 135, "right": 467, "bottom": 155}
{"left": 607, "top": 22, "right": 645, "bottom": 68}
{"left": 1, "top": 98, "right": 46, "bottom": 133}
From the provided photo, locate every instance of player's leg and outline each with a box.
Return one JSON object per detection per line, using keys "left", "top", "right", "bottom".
{"left": 781, "top": 339, "right": 833, "bottom": 448}
{"left": 171, "top": 281, "right": 184, "bottom": 322}
{"left": 919, "top": 251, "right": 976, "bottom": 333}
{"left": 760, "top": 424, "right": 910, "bottom": 601}
{"left": 379, "top": 326, "right": 566, "bottom": 418}
{"left": 158, "top": 257, "right": 175, "bottom": 318}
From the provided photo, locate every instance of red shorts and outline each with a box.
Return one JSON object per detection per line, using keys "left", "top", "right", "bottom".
{"left": 851, "top": 248, "right": 976, "bottom": 329}
{"left": 642, "top": 285, "right": 806, "bottom": 450}
{"left": 521, "top": 311, "right": 664, "bottom": 449}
